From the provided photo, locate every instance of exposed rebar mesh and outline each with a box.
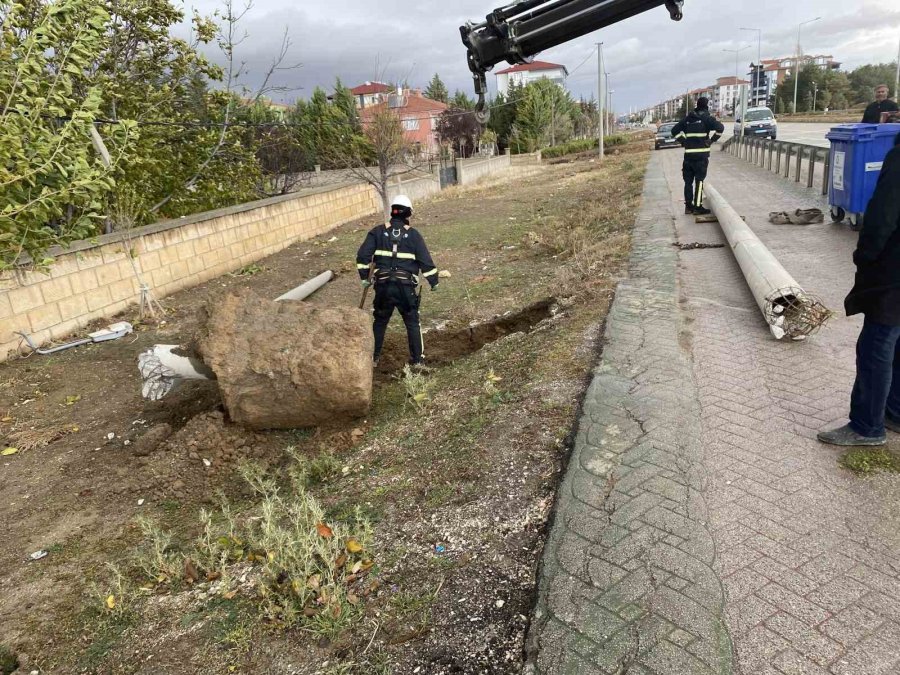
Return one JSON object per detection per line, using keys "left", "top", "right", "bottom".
{"left": 765, "top": 287, "right": 833, "bottom": 340}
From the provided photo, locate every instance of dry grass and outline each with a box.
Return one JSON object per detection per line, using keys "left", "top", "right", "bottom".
{"left": 7, "top": 423, "right": 78, "bottom": 452}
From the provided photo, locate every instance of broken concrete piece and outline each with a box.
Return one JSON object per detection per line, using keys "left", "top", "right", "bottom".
{"left": 199, "top": 289, "right": 373, "bottom": 429}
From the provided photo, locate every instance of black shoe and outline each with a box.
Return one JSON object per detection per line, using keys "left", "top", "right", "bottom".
{"left": 817, "top": 424, "right": 885, "bottom": 447}
{"left": 693, "top": 206, "right": 712, "bottom": 216}
{"left": 685, "top": 206, "right": 695, "bottom": 215}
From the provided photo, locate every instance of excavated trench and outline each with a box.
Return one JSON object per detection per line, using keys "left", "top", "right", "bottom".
{"left": 375, "top": 297, "right": 556, "bottom": 374}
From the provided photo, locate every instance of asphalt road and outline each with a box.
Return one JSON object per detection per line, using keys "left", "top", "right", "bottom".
{"left": 723, "top": 122, "right": 835, "bottom": 147}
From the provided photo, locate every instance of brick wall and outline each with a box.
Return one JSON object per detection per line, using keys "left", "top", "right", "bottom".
{"left": 0, "top": 183, "right": 380, "bottom": 361}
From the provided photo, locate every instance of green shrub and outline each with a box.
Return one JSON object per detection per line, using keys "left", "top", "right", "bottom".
{"left": 540, "top": 135, "right": 627, "bottom": 159}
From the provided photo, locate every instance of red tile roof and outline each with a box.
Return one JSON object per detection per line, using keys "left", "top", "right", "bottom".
{"left": 360, "top": 92, "right": 448, "bottom": 119}
{"left": 495, "top": 60, "right": 568, "bottom": 75}
{"left": 716, "top": 76, "right": 751, "bottom": 86}
{"left": 350, "top": 82, "right": 393, "bottom": 96}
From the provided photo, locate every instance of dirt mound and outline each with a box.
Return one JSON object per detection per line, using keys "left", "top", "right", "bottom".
{"left": 199, "top": 289, "right": 374, "bottom": 429}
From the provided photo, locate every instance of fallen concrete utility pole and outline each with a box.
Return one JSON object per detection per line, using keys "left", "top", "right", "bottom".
{"left": 705, "top": 184, "right": 832, "bottom": 340}
{"left": 139, "top": 271, "right": 334, "bottom": 401}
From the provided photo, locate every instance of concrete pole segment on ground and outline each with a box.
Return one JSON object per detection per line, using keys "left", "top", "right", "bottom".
{"left": 704, "top": 183, "right": 828, "bottom": 340}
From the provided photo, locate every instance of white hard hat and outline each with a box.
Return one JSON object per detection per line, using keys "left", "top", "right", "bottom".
{"left": 391, "top": 194, "right": 413, "bottom": 210}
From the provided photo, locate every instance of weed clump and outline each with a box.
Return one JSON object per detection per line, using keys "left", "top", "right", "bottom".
{"left": 840, "top": 447, "right": 900, "bottom": 475}
{"left": 120, "top": 449, "right": 374, "bottom": 638}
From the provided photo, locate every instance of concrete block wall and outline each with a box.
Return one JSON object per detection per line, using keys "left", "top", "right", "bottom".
{"left": 387, "top": 173, "right": 442, "bottom": 205}
{"left": 0, "top": 183, "right": 380, "bottom": 361}
{"left": 455, "top": 154, "right": 513, "bottom": 185}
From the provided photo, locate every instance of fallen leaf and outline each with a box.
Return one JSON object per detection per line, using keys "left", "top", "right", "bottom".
{"left": 413, "top": 393, "right": 428, "bottom": 403}
{"left": 1, "top": 416, "right": 12, "bottom": 423}
{"left": 183, "top": 558, "right": 200, "bottom": 584}
{"left": 65, "top": 395, "right": 81, "bottom": 406}
{"left": 1, "top": 447, "right": 18, "bottom": 456}
{"left": 335, "top": 553, "right": 347, "bottom": 569}
{"left": 347, "top": 593, "right": 359, "bottom": 605}
{"left": 345, "top": 538, "right": 363, "bottom": 554}
{"left": 223, "top": 590, "right": 237, "bottom": 600}
{"left": 206, "top": 571, "right": 221, "bottom": 582}
{"left": 307, "top": 574, "right": 321, "bottom": 590}
{"left": 291, "top": 578, "right": 303, "bottom": 595}
{"left": 345, "top": 573, "right": 358, "bottom": 584}
{"left": 302, "top": 607, "right": 318, "bottom": 617}
{"left": 351, "top": 561, "right": 363, "bottom": 574}
{"left": 105, "top": 594, "right": 116, "bottom": 609}
{"left": 360, "top": 559, "right": 375, "bottom": 571}
{"left": 316, "top": 522, "right": 334, "bottom": 538}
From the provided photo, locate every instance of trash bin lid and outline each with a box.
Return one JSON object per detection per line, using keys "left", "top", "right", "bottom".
{"left": 826, "top": 123, "right": 879, "bottom": 142}
{"left": 871, "top": 122, "right": 900, "bottom": 139}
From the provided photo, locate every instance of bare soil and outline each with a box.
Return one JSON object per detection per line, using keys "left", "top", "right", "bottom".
{"left": 0, "top": 150, "right": 648, "bottom": 675}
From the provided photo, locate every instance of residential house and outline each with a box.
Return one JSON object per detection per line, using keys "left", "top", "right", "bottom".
{"left": 495, "top": 60, "right": 569, "bottom": 96}
{"left": 761, "top": 55, "right": 841, "bottom": 90}
{"left": 350, "top": 81, "right": 393, "bottom": 109}
{"left": 360, "top": 88, "right": 448, "bottom": 156}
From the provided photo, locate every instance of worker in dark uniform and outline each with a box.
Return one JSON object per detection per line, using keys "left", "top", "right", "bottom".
{"left": 670, "top": 96, "right": 724, "bottom": 215}
{"left": 861, "top": 84, "right": 899, "bottom": 124}
{"left": 356, "top": 195, "right": 438, "bottom": 367}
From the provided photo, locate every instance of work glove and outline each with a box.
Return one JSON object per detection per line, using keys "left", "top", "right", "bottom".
{"left": 431, "top": 284, "right": 438, "bottom": 292}
{"left": 361, "top": 280, "right": 371, "bottom": 289}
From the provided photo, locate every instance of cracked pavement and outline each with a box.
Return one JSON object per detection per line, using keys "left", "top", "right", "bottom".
{"left": 527, "top": 148, "right": 900, "bottom": 674}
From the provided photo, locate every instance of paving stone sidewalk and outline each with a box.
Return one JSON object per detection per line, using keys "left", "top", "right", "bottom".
{"left": 527, "top": 149, "right": 900, "bottom": 674}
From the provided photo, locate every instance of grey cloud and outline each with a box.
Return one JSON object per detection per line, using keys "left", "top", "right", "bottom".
{"left": 178, "top": 0, "right": 900, "bottom": 112}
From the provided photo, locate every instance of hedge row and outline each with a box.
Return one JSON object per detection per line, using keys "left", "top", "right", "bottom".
{"left": 540, "top": 135, "right": 627, "bottom": 159}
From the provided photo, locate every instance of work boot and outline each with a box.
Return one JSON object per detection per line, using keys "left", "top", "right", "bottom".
{"left": 693, "top": 206, "right": 712, "bottom": 216}
{"left": 817, "top": 424, "right": 885, "bottom": 447}
{"left": 684, "top": 205, "right": 695, "bottom": 215}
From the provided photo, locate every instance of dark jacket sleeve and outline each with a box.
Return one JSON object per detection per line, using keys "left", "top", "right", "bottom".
{"left": 413, "top": 232, "right": 439, "bottom": 287}
{"left": 855, "top": 146, "right": 900, "bottom": 264}
{"left": 706, "top": 115, "right": 725, "bottom": 142}
{"left": 670, "top": 118, "right": 686, "bottom": 143}
{"left": 356, "top": 228, "right": 378, "bottom": 280}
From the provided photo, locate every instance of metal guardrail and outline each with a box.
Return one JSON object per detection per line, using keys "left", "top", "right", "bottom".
{"left": 721, "top": 135, "right": 830, "bottom": 196}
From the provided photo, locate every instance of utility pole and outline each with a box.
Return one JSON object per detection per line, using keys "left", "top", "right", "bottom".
{"left": 723, "top": 45, "right": 752, "bottom": 119}
{"left": 895, "top": 36, "right": 900, "bottom": 101}
{"left": 813, "top": 81, "right": 818, "bottom": 112}
{"left": 741, "top": 28, "right": 762, "bottom": 105}
{"left": 793, "top": 17, "right": 821, "bottom": 114}
{"left": 597, "top": 42, "right": 605, "bottom": 160}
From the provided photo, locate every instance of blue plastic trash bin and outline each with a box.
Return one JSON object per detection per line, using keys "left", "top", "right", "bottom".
{"left": 826, "top": 123, "right": 900, "bottom": 228}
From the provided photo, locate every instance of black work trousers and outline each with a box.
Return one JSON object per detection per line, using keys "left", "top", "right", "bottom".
{"left": 682, "top": 155, "right": 709, "bottom": 208}
{"left": 373, "top": 282, "right": 423, "bottom": 364}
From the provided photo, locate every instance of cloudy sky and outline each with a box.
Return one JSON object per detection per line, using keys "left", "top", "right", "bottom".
{"left": 177, "top": 0, "right": 900, "bottom": 112}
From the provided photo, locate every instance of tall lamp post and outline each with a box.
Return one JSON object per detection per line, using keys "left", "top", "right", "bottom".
{"left": 793, "top": 17, "right": 822, "bottom": 114}
{"left": 723, "top": 45, "right": 752, "bottom": 117}
{"left": 741, "top": 27, "right": 762, "bottom": 105}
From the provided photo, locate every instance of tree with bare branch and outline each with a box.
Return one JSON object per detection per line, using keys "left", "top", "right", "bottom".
{"left": 321, "top": 106, "right": 418, "bottom": 218}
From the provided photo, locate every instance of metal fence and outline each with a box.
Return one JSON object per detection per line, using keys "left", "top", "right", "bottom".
{"left": 722, "top": 135, "right": 830, "bottom": 196}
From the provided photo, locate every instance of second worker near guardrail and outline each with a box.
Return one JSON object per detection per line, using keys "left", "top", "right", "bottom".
{"left": 671, "top": 96, "right": 725, "bottom": 216}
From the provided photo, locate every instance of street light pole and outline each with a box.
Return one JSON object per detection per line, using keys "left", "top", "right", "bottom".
{"left": 741, "top": 27, "right": 762, "bottom": 105}
{"left": 596, "top": 42, "right": 605, "bottom": 160}
{"left": 723, "top": 45, "right": 752, "bottom": 117}
{"left": 793, "top": 17, "right": 822, "bottom": 114}
{"left": 813, "top": 82, "right": 818, "bottom": 112}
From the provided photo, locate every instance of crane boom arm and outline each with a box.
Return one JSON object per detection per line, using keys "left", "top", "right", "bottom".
{"left": 460, "top": 0, "right": 684, "bottom": 119}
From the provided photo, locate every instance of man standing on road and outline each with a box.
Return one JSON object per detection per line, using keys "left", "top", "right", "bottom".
{"left": 356, "top": 194, "right": 439, "bottom": 368}
{"left": 671, "top": 96, "right": 725, "bottom": 215}
{"left": 819, "top": 133, "right": 900, "bottom": 447}
{"left": 861, "top": 84, "right": 899, "bottom": 124}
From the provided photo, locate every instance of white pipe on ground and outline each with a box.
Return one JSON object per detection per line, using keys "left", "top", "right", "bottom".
{"left": 140, "top": 270, "right": 334, "bottom": 400}
{"left": 275, "top": 270, "right": 334, "bottom": 302}
{"left": 705, "top": 183, "right": 831, "bottom": 340}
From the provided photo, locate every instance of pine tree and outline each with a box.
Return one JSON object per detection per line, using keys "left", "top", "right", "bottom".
{"left": 424, "top": 73, "right": 449, "bottom": 103}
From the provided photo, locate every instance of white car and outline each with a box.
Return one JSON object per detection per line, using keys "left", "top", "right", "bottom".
{"left": 734, "top": 106, "right": 777, "bottom": 140}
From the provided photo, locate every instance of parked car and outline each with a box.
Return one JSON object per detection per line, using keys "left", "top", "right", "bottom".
{"left": 655, "top": 122, "right": 679, "bottom": 150}
{"left": 734, "top": 106, "right": 777, "bottom": 139}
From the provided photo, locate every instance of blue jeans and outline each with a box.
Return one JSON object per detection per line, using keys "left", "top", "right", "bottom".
{"left": 849, "top": 318, "right": 900, "bottom": 437}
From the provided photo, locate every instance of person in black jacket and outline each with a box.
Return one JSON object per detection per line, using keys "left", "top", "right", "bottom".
{"left": 670, "top": 97, "right": 724, "bottom": 215}
{"left": 819, "top": 133, "right": 900, "bottom": 446}
{"left": 861, "top": 85, "right": 899, "bottom": 124}
{"left": 356, "top": 194, "right": 438, "bottom": 367}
